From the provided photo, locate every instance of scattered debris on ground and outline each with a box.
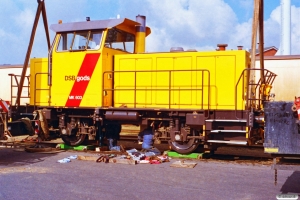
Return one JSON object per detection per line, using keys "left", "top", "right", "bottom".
{"left": 57, "top": 155, "right": 78, "bottom": 163}
{"left": 170, "top": 160, "right": 197, "bottom": 168}
{"left": 76, "top": 147, "right": 171, "bottom": 165}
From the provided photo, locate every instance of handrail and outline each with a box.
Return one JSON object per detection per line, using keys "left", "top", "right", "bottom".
{"left": 34, "top": 72, "right": 51, "bottom": 109}
{"left": 235, "top": 68, "right": 276, "bottom": 119}
{"left": 102, "top": 69, "right": 210, "bottom": 114}
{"left": 8, "top": 74, "right": 30, "bottom": 105}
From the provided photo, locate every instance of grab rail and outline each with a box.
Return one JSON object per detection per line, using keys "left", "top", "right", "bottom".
{"left": 235, "top": 68, "right": 276, "bottom": 119}
{"left": 102, "top": 69, "right": 210, "bottom": 112}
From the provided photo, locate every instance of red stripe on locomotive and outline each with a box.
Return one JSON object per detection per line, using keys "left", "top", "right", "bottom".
{"left": 65, "top": 53, "right": 100, "bottom": 107}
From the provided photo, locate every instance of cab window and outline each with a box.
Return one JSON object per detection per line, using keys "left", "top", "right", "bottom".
{"left": 88, "top": 31, "right": 102, "bottom": 49}
{"left": 105, "top": 28, "right": 135, "bottom": 53}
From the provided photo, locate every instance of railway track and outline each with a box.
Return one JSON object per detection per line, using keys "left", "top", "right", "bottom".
{"left": 0, "top": 132, "right": 272, "bottom": 160}
{"left": 0, "top": 131, "right": 272, "bottom": 158}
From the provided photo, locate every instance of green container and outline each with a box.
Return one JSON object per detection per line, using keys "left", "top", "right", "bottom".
{"left": 59, "top": 144, "right": 95, "bottom": 151}
{"left": 166, "top": 151, "right": 204, "bottom": 159}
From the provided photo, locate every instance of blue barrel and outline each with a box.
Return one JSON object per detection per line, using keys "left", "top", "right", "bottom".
{"left": 142, "top": 134, "right": 153, "bottom": 149}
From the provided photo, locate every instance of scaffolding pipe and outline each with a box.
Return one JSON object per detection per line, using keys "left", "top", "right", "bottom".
{"left": 15, "top": 0, "right": 50, "bottom": 107}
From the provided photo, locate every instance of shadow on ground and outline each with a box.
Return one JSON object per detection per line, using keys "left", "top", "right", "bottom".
{"left": 281, "top": 171, "right": 300, "bottom": 193}
{"left": 0, "top": 146, "right": 60, "bottom": 167}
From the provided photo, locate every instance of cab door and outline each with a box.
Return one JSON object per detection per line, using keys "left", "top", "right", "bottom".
{"left": 51, "top": 30, "right": 103, "bottom": 107}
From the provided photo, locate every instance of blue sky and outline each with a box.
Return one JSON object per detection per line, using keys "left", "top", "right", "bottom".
{"left": 227, "top": 0, "right": 300, "bottom": 22}
{"left": 1, "top": 0, "right": 300, "bottom": 65}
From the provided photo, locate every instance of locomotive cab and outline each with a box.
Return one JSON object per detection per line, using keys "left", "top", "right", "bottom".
{"left": 28, "top": 16, "right": 152, "bottom": 147}
{"left": 30, "top": 16, "right": 151, "bottom": 108}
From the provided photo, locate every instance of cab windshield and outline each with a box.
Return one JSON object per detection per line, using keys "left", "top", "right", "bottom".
{"left": 57, "top": 30, "right": 103, "bottom": 51}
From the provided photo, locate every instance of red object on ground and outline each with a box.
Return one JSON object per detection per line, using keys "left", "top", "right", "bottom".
{"left": 149, "top": 160, "right": 161, "bottom": 164}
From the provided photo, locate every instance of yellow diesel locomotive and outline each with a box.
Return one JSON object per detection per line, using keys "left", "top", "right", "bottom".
{"left": 27, "top": 15, "right": 276, "bottom": 154}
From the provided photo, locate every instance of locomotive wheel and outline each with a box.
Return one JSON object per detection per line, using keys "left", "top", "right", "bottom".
{"left": 169, "top": 129, "right": 199, "bottom": 154}
{"left": 61, "top": 134, "right": 86, "bottom": 146}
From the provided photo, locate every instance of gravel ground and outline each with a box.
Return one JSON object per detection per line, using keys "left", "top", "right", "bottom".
{"left": 0, "top": 146, "right": 299, "bottom": 200}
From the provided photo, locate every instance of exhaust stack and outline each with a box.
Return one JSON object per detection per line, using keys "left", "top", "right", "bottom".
{"left": 134, "top": 15, "right": 146, "bottom": 53}
{"left": 217, "top": 44, "right": 228, "bottom": 51}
